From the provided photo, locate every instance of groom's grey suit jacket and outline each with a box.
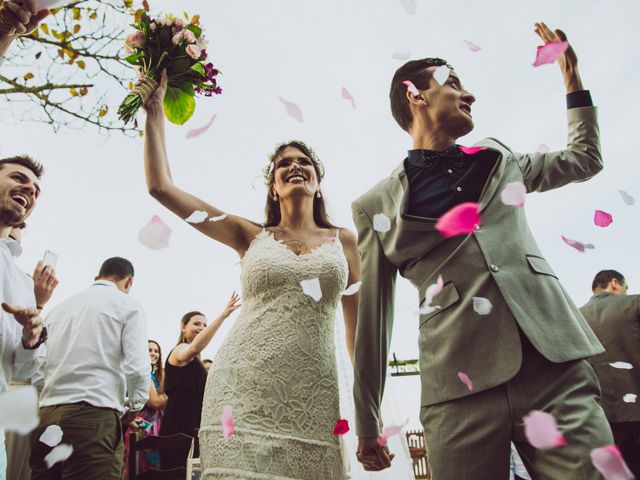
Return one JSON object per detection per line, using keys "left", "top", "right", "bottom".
{"left": 352, "top": 106, "right": 604, "bottom": 437}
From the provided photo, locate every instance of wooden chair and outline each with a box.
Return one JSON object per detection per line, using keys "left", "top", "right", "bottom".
{"left": 127, "top": 431, "right": 193, "bottom": 480}
{"left": 405, "top": 429, "right": 431, "bottom": 479}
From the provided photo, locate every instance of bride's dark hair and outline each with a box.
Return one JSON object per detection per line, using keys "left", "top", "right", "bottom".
{"left": 263, "top": 141, "right": 336, "bottom": 229}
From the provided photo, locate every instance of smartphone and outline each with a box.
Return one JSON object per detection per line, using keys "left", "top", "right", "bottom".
{"left": 42, "top": 250, "right": 58, "bottom": 271}
{"left": 137, "top": 419, "right": 153, "bottom": 431}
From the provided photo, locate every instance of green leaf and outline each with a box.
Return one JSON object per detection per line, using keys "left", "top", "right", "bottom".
{"left": 163, "top": 83, "right": 195, "bottom": 125}
{"left": 190, "top": 63, "right": 205, "bottom": 77}
{"left": 186, "top": 24, "right": 202, "bottom": 38}
{"left": 124, "top": 52, "right": 144, "bottom": 65}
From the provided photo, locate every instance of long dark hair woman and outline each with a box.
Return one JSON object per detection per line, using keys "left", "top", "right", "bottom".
{"left": 143, "top": 72, "right": 361, "bottom": 479}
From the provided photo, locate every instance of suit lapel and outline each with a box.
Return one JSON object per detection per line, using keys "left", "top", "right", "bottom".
{"left": 475, "top": 141, "right": 507, "bottom": 213}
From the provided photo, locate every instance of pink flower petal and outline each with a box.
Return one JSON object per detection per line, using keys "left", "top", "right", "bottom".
{"left": 561, "top": 235, "right": 586, "bottom": 253}
{"left": 425, "top": 275, "right": 444, "bottom": 304}
{"left": 138, "top": 215, "right": 172, "bottom": 250}
{"left": 332, "top": 419, "right": 350, "bottom": 436}
{"left": 459, "top": 146, "right": 487, "bottom": 155}
{"left": 379, "top": 419, "right": 409, "bottom": 445}
{"left": 457, "top": 372, "right": 473, "bottom": 391}
{"left": 532, "top": 41, "right": 569, "bottom": 67}
{"left": 594, "top": 210, "right": 613, "bottom": 228}
{"left": 523, "top": 410, "right": 567, "bottom": 449}
{"left": 186, "top": 114, "right": 216, "bottom": 139}
{"left": 436, "top": 202, "right": 481, "bottom": 238}
{"left": 536, "top": 143, "right": 550, "bottom": 153}
{"left": 500, "top": 181, "right": 527, "bottom": 207}
{"left": 341, "top": 87, "right": 356, "bottom": 109}
{"left": 463, "top": 40, "right": 481, "bottom": 52}
{"left": 590, "top": 445, "right": 634, "bottom": 480}
{"left": 220, "top": 405, "right": 234, "bottom": 440}
{"left": 278, "top": 96, "right": 304, "bottom": 123}
{"left": 402, "top": 80, "right": 419, "bottom": 96}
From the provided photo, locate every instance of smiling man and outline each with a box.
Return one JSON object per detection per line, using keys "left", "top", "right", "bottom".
{"left": 0, "top": 154, "right": 47, "bottom": 474}
{"left": 352, "top": 23, "right": 614, "bottom": 479}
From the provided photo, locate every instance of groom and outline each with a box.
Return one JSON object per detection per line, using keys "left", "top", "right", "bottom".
{"left": 352, "top": 23, "right": 613, "bottom": 479}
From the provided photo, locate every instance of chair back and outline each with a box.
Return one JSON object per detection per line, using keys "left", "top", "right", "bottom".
{"left": 128, "top": 431, "right": 193, "bottom": 480}
{"left": 405, "top": 429, "right": 431, "bottom": 479}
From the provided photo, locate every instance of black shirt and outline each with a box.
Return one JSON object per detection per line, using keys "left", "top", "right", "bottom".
{"left": 405, "top": 90, "right": 594, "bottom": 219}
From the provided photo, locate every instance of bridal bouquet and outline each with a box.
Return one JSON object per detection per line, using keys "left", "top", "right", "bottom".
{"left": 117, "top": 10, "right": 222, "bottom": 125}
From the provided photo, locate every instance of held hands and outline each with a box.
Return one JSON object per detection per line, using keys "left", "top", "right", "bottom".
{"left": 33, "top": 261, "right": 59, "bottom": 309}
{"left": 0, "top": 0, "right": 49, "bottom": 37}
{"left": 534, "top": 22, "right": 583, "bottom": 93}
{"left": 220, "top": 291, "right": 241, "bottom": 319}
{"left": 356, "top": 437, "right": 395, "bottom": 472}
{"left": 1, "top": 302, "right": 43, "bottom": 348}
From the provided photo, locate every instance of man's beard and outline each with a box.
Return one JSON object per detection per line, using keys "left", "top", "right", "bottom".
{"left": 0, "top": 206, "right": 24, "bottom": 227}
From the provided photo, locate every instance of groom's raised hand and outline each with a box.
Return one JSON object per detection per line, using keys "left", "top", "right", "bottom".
{"left": 534, "top": 22, "right": 583, "bottom": 93}
{"left": 356, "top": 437, "right": 395, "bottom": 471}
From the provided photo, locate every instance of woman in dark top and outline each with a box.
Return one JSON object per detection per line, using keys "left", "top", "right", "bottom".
{"left": 159, "top": 293, "right": 240, "bottom": 469}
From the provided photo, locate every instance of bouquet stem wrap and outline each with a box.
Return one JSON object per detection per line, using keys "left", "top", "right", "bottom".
{"left": 118, "top": 74, "right": 158, "bottom": 123}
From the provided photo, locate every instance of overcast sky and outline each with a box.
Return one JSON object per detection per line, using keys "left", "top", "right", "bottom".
{"left": 2, "top": 0, "right": 639, "bottom": 437}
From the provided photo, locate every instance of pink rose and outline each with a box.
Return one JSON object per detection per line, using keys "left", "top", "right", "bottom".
{"left": 172, "top": 31, "right": 183, "bottom": 45}
{"left": 185, "top": 44, "right": 201, "bottom": 60}
{"left": 125, "top": 31, "right": 144, "bottom": 50}
{"left": 184, "top": 30, "right": 197, "bottom": 44}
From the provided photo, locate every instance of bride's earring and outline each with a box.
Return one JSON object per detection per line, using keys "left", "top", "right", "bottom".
{"left": 316, "top": 190, "right": 322, "bottom": 199}
{"left": 273, "top": 191, "right": 279, "bottom": 201}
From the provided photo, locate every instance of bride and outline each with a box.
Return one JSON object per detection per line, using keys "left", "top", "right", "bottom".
{"left": 143, "top": 71, "right": 361, "bottom": 479}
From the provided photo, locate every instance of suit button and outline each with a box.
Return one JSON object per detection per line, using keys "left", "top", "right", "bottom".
{"left": 490, "top": 264, "right": 499, "bottom": 272}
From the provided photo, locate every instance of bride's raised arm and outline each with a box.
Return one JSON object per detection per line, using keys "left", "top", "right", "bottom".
{"left": 143, "top": 70, "right": 261, "bottom": 255}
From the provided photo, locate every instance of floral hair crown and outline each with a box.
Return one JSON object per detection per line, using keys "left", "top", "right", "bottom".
{"left": 262, "top": 141, "right": 325, "bottom": 186}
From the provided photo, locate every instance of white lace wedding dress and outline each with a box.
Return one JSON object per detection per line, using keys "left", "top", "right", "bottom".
{"left": 199, "top": 229, "right": 348, "bottom": 479}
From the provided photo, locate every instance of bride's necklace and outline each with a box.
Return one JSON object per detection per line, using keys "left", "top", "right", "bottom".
{"left": 274, "top": 225, "right": 309, "bottom": 255}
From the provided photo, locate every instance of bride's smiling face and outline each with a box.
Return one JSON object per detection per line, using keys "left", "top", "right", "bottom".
{"left": 272, "top": 147, "right": 319, "bottom": 200}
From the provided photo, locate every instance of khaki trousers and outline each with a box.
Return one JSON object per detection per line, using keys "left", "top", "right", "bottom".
{"left": 421, "top": 335, "right": 614, "bottom": 480}
{"left": 29, "top": 403, "right": 122, "bottom": 480}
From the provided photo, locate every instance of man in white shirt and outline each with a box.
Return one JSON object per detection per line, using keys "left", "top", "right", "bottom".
{"left": 29, "top": 257, "right": 150, "bottom": 480}
{"left": 0, "top": 155, "right": 46, "bottom": 476}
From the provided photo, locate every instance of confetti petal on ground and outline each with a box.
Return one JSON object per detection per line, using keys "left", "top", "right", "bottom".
{"left": 433, "top": 65, "right": 450, "bottom": 86}
{"left": 561, "top": 235, "right": 585, "bottom": 253}
{"left": 463, "top": 40, "right": 481, "bottom": 52}
{"left": 341, "top": 87, "right": 356, "bottom": 109}
{"left": 610, "top": 362, "right": 633, "bottom": 370}
{"left": 523, "top": 411, "right": 567, "bottom": 449}
{"left": 301, "top": 278, "right": 322, "bottom": 302}
{"left": 590, "top": 445, "right": 634, "bottom": 480}
{"left": 436, "top": 202, "right": 481, "bottom": 238}
{"left": 39, "top": 425, "right": 63, "bottom": 447}
{"left": 402, "top": 80, "right": 419, "bottom": 96}
{"left": 623, "top": 394, "right": 637, "bottom": 403}
{"left": 397, "top": 0, "right": 416, "bottom": 14}
{"left": 618, "top": 190, "right": 635, "bottom": 205}
{"left": 209, "top": 213, "right": 228, "bottom": 222}
{"left": 0, "top": 386, "right": 39, "bottom": 434}
{"left": 536, "top": 143, "right": 550, "bottom": 153}
{"left": 278, "top": 96, "right": 304, "bottom": 123}
{"left": 472, "top": 297, "right": 493, "bottom": 315}
{"left": 594, "top": 210, "right": 613, "bottom": 228}
{"left": 45, "top": 444, "right": 73, "bottom": 469}
{"left": 186, "top": 114, "right": 216, "bottom": 138}
{"left": 332, "top": 419, "right": 350, "bottom": 436}
{"left": 532, "top": 41, "right": 569, "bottom": 67}
{"left": 392, "top": 52, "right": 410, "bottom": 60}
{"left": 457, "top": 372, "right": 474, "bottom": 391}
{"left": 138, "top": 215, "right": 172, "bottom": 250}
{"left": 459, "top": 146, "right": 487, "bottom": 155}
{"left": 372, "top": 213, "right": 391, "bottom": 233}
{"left": 184, "top": 210, "right": 209, "bottom": 224}
{"left": 379, "top": 419, "right": 409, "bottom": 445}
{"left": 342, "top": 281, "right": 362, "bottom": 296}
{"left": 221, "top": 405, "right": 234, "bottom": 440}
{"left": 501, "top": 181, "right": 527, "bottom": 207}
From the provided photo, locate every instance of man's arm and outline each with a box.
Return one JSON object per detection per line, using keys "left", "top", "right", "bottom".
{"left": 121, "top": 303, "right": 150, "bottom": 412}
{"left": 515, "top": 23, "right": 603, "bottom": 192}
{"left": 1, "top": 303, "right": 44, "bottom": 381}
{"left": 351, "top": 201, "right": 398, "bottom": 438}
{"left": 0, "top": 0, "right": 49, "bottom": 58}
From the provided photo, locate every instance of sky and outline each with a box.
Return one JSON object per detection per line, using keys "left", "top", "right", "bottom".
{"left": 2, "top": 0, "right": 640, "bottom": 440}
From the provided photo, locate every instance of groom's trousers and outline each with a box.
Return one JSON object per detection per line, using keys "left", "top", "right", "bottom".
{"left": 420, "top": 333, "right": 613, "bottom": 480}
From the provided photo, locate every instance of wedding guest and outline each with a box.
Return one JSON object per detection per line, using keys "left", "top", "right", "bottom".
{"left": 352, "top": 23, "right": 613, "bottom": 478}
{"left": 202, "top": 359, "right": 213, "bottom": 372}
{"left": 121, "top": 339, "right": 168, "bottom": 479}
{"left": 0, "top": 155, "right": 46, "bottom": 473}
{"left": 580, "top": 270, "right": 640, "bottom": 477}
{"left": 0, "top": 0, "right": 48, "bottom": 59}
{"left": 159, "top": 297, "right": 240, "bottom": 469}
{"left": 30, "top": 257, "right": 149, "bottom": 480}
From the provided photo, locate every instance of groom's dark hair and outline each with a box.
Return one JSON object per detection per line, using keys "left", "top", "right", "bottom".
{"left": 390, "top": 57, "right": 451, "bottom": 132}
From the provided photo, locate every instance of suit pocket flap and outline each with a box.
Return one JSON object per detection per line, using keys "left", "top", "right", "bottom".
{"left": 419, "top": 281, "right": 460, "bottom": 328}
{"left": 526, "top": 255, "right": 558, "bottom": 278}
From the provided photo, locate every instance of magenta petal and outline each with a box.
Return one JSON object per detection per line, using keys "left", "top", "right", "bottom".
{"left": 278, "top": 96, "right": 304, "bottom": 123}
{"left": 436, "top": 202, "right": 481, "bottom": 238}
{"left": 594, "top": 210, "right": 613, "bottom": 228}
{"left": 457, "top": 372, "right": 473, "bottom": 391}
{"left": 186, "top": 114, "right": 216, "bottom": 139}
{"left": 532, "top": 41, "right": 569, "bottom": 67}
{"left": 523, "top": 410, "right": 566, "bottom": 449}
{"left": 459, "top": 146, "right": 487, "bottom": 155}
{"left": 591, "top": 445, "right": 634, "bottom": 480}
{"left": 341, "top": 87, "right": 356, "bottom": 109}
{"left": 378, "top": 419, "right": 409, "bottom": 445}
{"left": 332, "top": 419, "right": 350, "bottom": 436}
{"left": 402, "top": 80, "right": 419, "bottom": 96}
{"left": 561, "top": 235, "right": 585, "bottom": 252}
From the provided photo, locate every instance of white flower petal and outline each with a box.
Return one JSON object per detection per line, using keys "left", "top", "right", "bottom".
{"left": 138, "top": 215, "right": 172, "bottom": 250}
{"left": 610, "top": 362, "right": 633, "bottom": 370}
{"left": 342, "top": 281, "right": 362, "bottom": 296}
{"left": 618, "top": 190, "right": 635, "bottom": 206}
{"left": 472, "top": 297, "right": 493, "bottom": 315}
{"left": 433, "top": 66, "right": 450, "bottom": 86}
{"left": 372, "top": 213, "right": 391, "bottom": 233}
{"left": 184, "top": 210, "right": 209, "bottom": 224}
{"left": 45, "top": 444, "right": 73, "bottom": 469}
{"left": 0, "top": 386, "right": 39, "bottom": 435}
{"left": 40, "top": 425, "right": 64, "bottom": 447}
{"left": 208, "top": 213, "right": 228, "bottom": 222}
{"left": 623, "top": 394, "right": 637, "bottom": 403}
{"left": 300, "top": 278, "right": 322, "bottom": 302}
{"left": 500, "top": 181, "right": 527, "bottom": 207}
